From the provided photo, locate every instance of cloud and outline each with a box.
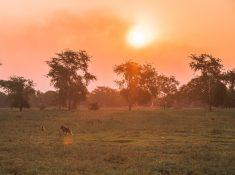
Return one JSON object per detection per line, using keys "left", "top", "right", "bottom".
{"left": 0, "top": 1, "right": 235, "bottom": 91}
{"left": 0, "top": 10, "right": 131, "bottom": 91}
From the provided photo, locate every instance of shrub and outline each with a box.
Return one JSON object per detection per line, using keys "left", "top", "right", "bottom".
{"left": 88, "top": 102, "right": 99, "bottom": 110}
{"left": 39, "top": 104, "right": 46, "bottom": 110}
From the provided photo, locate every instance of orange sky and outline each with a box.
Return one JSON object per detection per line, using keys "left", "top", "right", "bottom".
{"left": 0, "top": 0, "right": 235, "bottom": 91}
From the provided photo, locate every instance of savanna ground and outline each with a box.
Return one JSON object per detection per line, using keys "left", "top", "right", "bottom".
{"left": 0, "top": 108, "right": 234, "bottom": 175}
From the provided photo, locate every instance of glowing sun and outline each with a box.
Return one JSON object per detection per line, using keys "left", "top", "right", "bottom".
{"left": 127, "top": 24, "right": 156, "bottom": 48}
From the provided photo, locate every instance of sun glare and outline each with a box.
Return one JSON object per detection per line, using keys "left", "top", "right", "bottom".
{"left": 127, "top": 24, "right": 156, "bottom": 48}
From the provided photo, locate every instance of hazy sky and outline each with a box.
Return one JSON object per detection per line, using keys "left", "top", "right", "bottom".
{"left": 0, "top": 0, "right": 235, "bottom": 91}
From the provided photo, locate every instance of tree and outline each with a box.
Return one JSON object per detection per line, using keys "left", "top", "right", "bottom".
{"left": 46, "top": 49, "right": 96, "bottom": 110}
{"left": 189, "top": 53, "right": 224, "bottom": 111}
{"left": 136, "top": 88, "right": 152, "bottom": 106}
{"left": 0, "top": 92, "right": 8, "bottom": 107}
{"left": 0, "top": 76, "right": 35, "bottom": 111}
{"left": 139, "top": 64, "right": 158, "bottom": 106}
{"left": 176, "top": 77, "right": 206, "bottom": 107}
{"left": 223, "top": 69, "right": 235, "bottom": 108}
{"left": 30, "top": 90, "right": 59, "bottom": 108}
{"left": 156, "top": 75, "right": 179, "bottom": 109}
{"left": 114, "top": 61, "right": 141, "bottom": 110}
{"left": 88, "top": 86, "right": 126, "bottom": 107}
{"left": 223, "top": 69, "right": 235, "bottom": 91}
{"left": 42, "top": 91, "right": 59, "bottom": 107}
{"left": 189, "top": 53, "right": 223, "bottom": 77}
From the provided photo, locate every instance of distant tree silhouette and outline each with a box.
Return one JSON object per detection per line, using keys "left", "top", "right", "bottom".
{"left": 88, "top": 86, "right": 126, "bottom": 107}
{"left": 0, "top": 76, "right": 35, "bottom": 111}
{"left": 139, "top": 64, "right": 159, "bottom": 106}
{"left": 46, "top": 49, "right": 96, "bottom": 110}
{"left": 42, "top": 90, "right": 59, "bottom": 107}
{"left": 136, "top": 88, "right": 152, "bottom": 106}
{"left": 177, "top": 76, "right": 228, "bottom": 108}
{"left": 223, "top": 69, "right": 235, "bottom": 108}
{"left": 176, "top": 77, "right": 205, "bottom": 107}
{"left": 0, "top": 92, "right": 8, "bottom": 107}
{"left": 189, "top": 54, "right": 224, "bottom": 111}
{"left": 114, "top": 61, "right": 179, "bottom": 109}
{"left": 156, "top": 75, "right": 179, "bottom": 109}
{"left": 114, "top": 61, "right": 141, "bottom": 110}
{"left": 223, "top": 69, "right": 235, "bottom": 91}
{"left": 30, "top": 90, "right": 59, "bottom": 108}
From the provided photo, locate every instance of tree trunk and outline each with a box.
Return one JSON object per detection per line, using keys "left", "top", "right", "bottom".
{"left": 128, "top": 104, "right": 132, "bottom": 111}
{"left": 208, "top": 75, "right": 212, "bottom": 112}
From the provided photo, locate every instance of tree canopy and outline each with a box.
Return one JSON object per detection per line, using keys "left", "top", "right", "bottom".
{"left": 114, "top": 61, "right": 141, "bottom": 110}
{"left": 0, "top": 76, "right": 35, "bottom": 111}
{"left": 114, "top": 61, "right": 179, "bottom": 110}
{"left": 46, "top": 49, "right": 96, "bottom": 110}
{"left": 88, "top": 86, "right": 126, "bottom": 107}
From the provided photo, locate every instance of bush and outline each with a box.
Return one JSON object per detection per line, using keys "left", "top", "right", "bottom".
{"left": 39, "top": 104, "right": 46, "bottom": 110}
{"left": 88, "top": 102, "right": 99, "bottom": 110}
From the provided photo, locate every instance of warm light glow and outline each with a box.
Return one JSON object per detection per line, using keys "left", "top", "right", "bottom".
{"left": 127, "top": 24, "right": 156, "bottom": 48}
{"left": 63, "top": 135, "right": 73, "bottom": 145}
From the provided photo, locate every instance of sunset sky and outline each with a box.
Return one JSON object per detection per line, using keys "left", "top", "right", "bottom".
{"left": 0, "top": 0, "right": 235, "bottom": 91}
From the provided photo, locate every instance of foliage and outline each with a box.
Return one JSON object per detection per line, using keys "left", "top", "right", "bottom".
{"left": 0, "top": 92, "right": 8, "bottom": 107}
{"left": 188, "top": 54, "right": 225, "bottom": 110}
{"left": 155, "top": 75, "right": 179, "bottom": 108}
{"left": 189, "top": 53, "right": 223, "bottom": 77}
{"left": 136, "top": 88, "right": 152, "bottom": 105}
{"left": 114, "top": 61, "right": 180, "bottom": 109}
{"left": 172, "top": 54, "right": 235, "bottom": 110}
{"left": 140, "top": 64, "right": 158, "bottom": 98}
{"left": 88, "top": 86, "right": 126, "bottom": 107}
{"left": 30, "top": 90, "right": 59, "bottom": 108}
{"left": 0, "top": 76, "right": 35, "bottom": 111}
{"left": 0, "top": 51, "right": 234, "bottom": 110}
{"left": 223, "top": 69, "right": 235, "bottom": 91}
{"left": 46, "top": 49, "right": 96, "bottom": 110}
{"left": 88, "top": 102, "right": 100, "bottom": 110}
{"left": 222, "top": 69, "right": 235, "bottom": 108}
{"left": 114, "top": 61, "right": 141, "bottom": 110}
{"left": 177, "top": 76, "right": 227, "bottom": 108}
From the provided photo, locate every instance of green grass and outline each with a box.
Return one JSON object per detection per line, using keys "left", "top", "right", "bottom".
{"left": 0, "top": 108, "right": 234, "bottom": 175}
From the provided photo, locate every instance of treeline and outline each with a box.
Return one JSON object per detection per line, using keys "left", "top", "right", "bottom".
{"left": 0, "top": 87, "right": 126, "bottom": 109}
{"left": 0, "top": 50, "right": 234, "bottom": 111}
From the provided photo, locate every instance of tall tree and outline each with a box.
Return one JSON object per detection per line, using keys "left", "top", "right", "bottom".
{"left": 0, "top": 76, "right": 35, "bottom": 111}
{"left": 189, "top": 53, "right": 224, "bottom": 111}
{"left": 46, "top": 49, "right": 96, "bottom": 110}
{"left": 114, "top": 61, "right": 141, "bottom": 110}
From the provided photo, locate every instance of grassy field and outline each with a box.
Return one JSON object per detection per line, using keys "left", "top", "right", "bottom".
{"left": 0, "top": 108, "right": 234, "bottom": 175}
